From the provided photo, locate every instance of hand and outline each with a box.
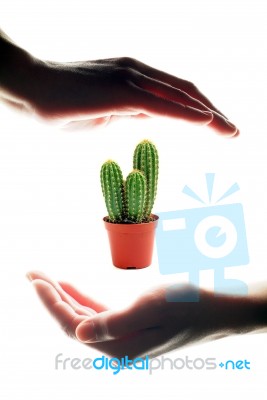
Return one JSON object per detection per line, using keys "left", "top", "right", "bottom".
{"left": 0, "top": 30, "right": 238, "bottom": 135}
{"left": 27, "top": 271, "right": 267, "bottom": 359}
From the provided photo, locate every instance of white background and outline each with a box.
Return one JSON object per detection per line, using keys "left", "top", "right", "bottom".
{"left": 0, "top": 0, "right": 266, "bottom": 399}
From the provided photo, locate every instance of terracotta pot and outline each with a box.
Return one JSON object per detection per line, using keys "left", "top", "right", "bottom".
{"left": 104, "top": 215, "right": 159, "bottom": 269}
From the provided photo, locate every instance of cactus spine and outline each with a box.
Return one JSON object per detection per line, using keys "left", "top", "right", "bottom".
{"left": 125, "top": 170, "right": 146, "bottom": 223}
{"left": 100, "top": 160, "right": 124, "bottom": 222}
{"left": 101, "top": 140, "right": 159, "bottom": 223}
{"left": 133, "top": 140, "right": 159, "bottom": 219}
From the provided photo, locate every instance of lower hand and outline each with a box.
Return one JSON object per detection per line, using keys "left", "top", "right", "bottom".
{"left": 27, "top": 271, "right": 266, "bottom": 359}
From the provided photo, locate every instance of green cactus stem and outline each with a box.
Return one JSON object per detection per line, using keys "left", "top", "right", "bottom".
{"left": 100, "top": 160, "right": 124, "bottom": 222}
{"left": 125, "top": 170, "right": 146, "bottom": 223}
{"left": 133, "top": 139, "right": 159, "bottom": 218}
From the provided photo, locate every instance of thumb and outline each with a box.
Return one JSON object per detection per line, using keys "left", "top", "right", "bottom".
{"left": 75, "top": 300, "right": 161, "bottom": 343}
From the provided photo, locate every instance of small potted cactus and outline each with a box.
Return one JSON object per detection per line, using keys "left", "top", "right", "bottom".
{"left": 100, "top": 140, "right": 159, "bottom": 269}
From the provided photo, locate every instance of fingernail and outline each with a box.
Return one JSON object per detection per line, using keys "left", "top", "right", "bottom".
{"left": 202, "top": 111, "right": 214, "bottom": 123}
{"left": 200, "top": 110, "right": 213, "bottom": 119}
{"left": 202, "top": 110, "right": 212, "bottom": 116}
{"left": 26, "top": 273, "right": 33, "bottom": 282}
{"left": 226, "top": 120, "right": 238, "bottom": 133}
{"left": 76, "top": 320, "right": 96, "bottom": 342}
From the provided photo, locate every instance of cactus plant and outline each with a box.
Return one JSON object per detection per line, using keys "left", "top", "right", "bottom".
{"left": 125, "top": 170, "right": 146, "bottom": 223}
{"left": 133, "top": 139, "right": 159, "bottom": 219}
{"left": 100, "top": 160, "right": 124, "bottom": 222}
{"left": 101, "top": 140, "right": 158, "bottom": 223}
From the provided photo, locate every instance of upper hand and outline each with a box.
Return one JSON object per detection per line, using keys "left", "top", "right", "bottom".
{"left": 1, "top": 39, "right": 238, "bottom": 135}
{"left": 32, "top": 57, "right": 238, "bottom": 135}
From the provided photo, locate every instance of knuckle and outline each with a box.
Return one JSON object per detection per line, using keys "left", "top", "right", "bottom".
{"left": 116, "top": 57, "right": 138, "bottom": 68}
{"left": 183, "top": 80, "right": 198, "bottom": 93}
{"left": 171, "top": 283, "right": 200, "bottom": 303}
{"left": 141, "top": 289, "right": 166, "bottom": 321}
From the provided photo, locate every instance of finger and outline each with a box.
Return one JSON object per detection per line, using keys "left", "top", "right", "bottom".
{"left": 1, "top": 98, "right": 30, "bottom": 114}
{"left": 132, "top": 73, "right": 238, "bottom": 135}
{"left": 27, "top": 270, "right": 79, "bottom": 305}
{"left": 134, "top": 72, "right": 211, "bottom": 112}
{"left": 133, "top": 59, "right": 228, "bottom": 118}
{"left": 31, "top": 279, "right": 167, "bottom": 359}
{"left": 59, "top": 282, "right": 108, "bottom": 313}
{"left": 27, "top": 271, "right": 96, "bottom": 316}
{"left": 207, "top": 110, "right": 239, "bottom": 136}
{"left": 32, "top": 279, "right": 88, "bottom": 337}
{"left": 131, "top": 83, "right": 213, "bottom": 124}
{"left": 132, "top": 113, "right": 150, "bottom": 119}
{"left": 62, "top": 116, "right": 111, "bottom": 130}
{"left": 75, "top": 299, "right": 162, "bottom": 343}
{"left": 61, "top": 114, "right": 149, "bottom": 131}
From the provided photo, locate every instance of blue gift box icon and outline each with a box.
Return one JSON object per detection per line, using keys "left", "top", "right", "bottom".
{"left": 155, "top": 174, "right": 249, "bottom": 299}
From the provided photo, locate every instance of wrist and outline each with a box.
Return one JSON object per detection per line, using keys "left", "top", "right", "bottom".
{"left": 212, "top": 293, "right": 267, "bottom": 335}
{"left": 0, "top": 34, "right": 43, "bottom": 108}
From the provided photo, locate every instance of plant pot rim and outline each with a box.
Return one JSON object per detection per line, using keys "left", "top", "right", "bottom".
{"left": 103, "top": 214, "right": 159, "bottom": 233}
{"left": 103, "top": 213, "right": 159, "bottom": 224}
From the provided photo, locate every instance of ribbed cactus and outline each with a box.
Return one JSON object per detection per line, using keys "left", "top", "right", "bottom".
{"left": 125, "top": 170, "right": 146, "bottom": 223}
{"left": 100, "top": 160, "right": 124, "bottom": 222}
{"left": 101, "top": 140, "right": 159, "bottom": 223}
{"left": 133, "top": 140, "right": 159, "bottom": 219}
